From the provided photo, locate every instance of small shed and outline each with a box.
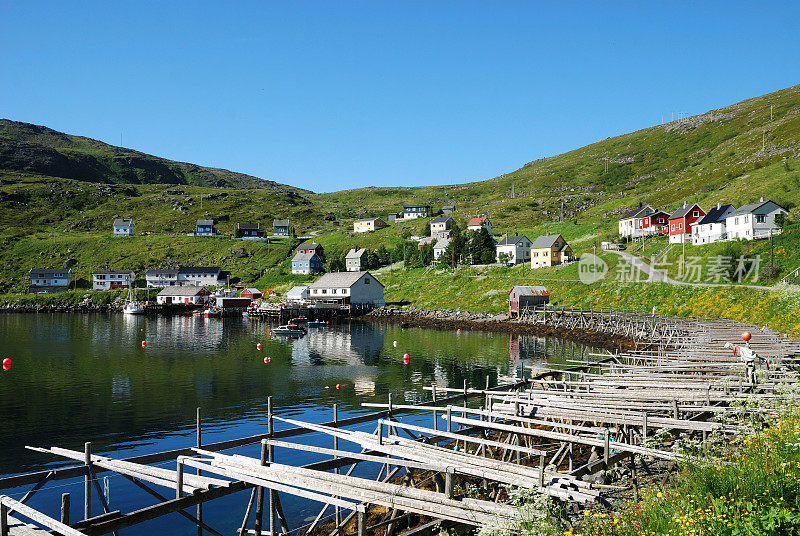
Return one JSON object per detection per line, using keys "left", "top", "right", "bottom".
{"left": 286, "top": 285, "right": 310, "bottom": 303}
{"left": 241, "top": 288, "right": 263, "bottom": 300}
{"left": 508, "top": 286, "right": 549, "bottom": 318}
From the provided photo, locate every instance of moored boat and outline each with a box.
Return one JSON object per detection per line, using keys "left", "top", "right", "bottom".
{"left": 123, "top": 287, "right": 145, "bottom": 315}
{"left": 272, "top": 323, "right": 307, "bottom": 336}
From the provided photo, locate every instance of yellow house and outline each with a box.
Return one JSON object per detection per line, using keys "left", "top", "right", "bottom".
{"left": 353, "top": 217, "right": 388, "bottom": 233}
{"left": 530, "top": 234, "right": 574, "bottom": 268}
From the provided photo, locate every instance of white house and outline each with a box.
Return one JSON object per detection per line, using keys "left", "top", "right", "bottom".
{"left": 495, "top": 234, "right": 532, "bottom": 265}
{"left": 346, "top": 248, "right": 368, "bottom": 272}
{"left": 146, "top": 266, "right": 226, "bottom": 288}
{"left": 725, "top": 198, "right": 789, "bottom": 241}
{"left": 618, "top": 204, "right": 654, "bottom": 239}
{"left": 286, "top": 285, "right": 310, "bottom": 304}
{"left": 433, "top": 237, "right": 451, "bottom": 261}
{"left": 308, "top": 271, "right": 385, "bottom": 307}
{"left": 692, "top": 203, "right": 735, "bottom": 245}
{"left": 113, "top": 218, "right": 133, "bottom": 237}
{"left": 92, "top": 270, "right": 135, "bottom": 290}
{"left": 156, "top": 286, "right": 211, "bottom": 305}
{"left": 467, "top": 216, "right": 492, "bottom": 235}
{"left": 29, "top": 268, "right": 71, "bottom": 293}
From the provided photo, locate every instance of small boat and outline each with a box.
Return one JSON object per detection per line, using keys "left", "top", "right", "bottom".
{"left": 289, "top": 317, "right": 308, "bottom": 324}
{"left": 123, "top": 287, "right": 146, "bottom": 315}
{"left": 272, "top": 323, "right": 307, "bottom": 336}
{"left": 307, "top": 320, "right": 329, "bottom": 327}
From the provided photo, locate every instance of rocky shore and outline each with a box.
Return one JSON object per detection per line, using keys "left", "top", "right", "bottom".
{"left": 366, "top": 308, "right": 636, "bottom": 352}
{"left": 0, "top": 296, "right": 122, "bottom": 314}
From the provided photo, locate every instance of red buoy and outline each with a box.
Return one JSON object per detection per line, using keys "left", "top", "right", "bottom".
{"left": 2, "top": 358, "right": 10, "bottom": 371}
{"left": 393, "top": 341, "right": 398, "bottom": 347}
{"left": 336, "top": 383, "right": 341, "bottom": 390}
{"left": 257, "top": 343, "right": 262, "bottom": 351}
{"left": 403, "top": 355, "right": 410, "bottom": 365}
{"left": 141, "top": 340, "right": 147, "bottom": 348}
{"left": 741, "top": 331, "right": 752, "bottom": 342}
{"left": 263, "top": 356, "right": 271, "bottom": 364}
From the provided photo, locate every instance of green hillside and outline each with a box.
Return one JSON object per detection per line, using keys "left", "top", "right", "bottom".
{"left": 0, "top": 119, "right": 310, "bottom": 192}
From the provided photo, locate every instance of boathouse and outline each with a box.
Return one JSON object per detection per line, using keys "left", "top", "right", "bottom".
{"left": 240, "top": 288, "right": 262, "bottom": 299}
{"left": 286, "top": 285, "right": 310, "bottom": 303}
{"left": 156, "top": 285, "right": 210, "bottom": 305}
{"left": 308, "top": 271, "right": 385, "bottom": 307}
{"left": 508, "top": 285, "right": 549, "bottom": 318}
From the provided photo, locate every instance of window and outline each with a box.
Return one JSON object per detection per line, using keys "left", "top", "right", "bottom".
{"left": 678, "top": 223, "right": 683, "bottom": 230}
{"left": 756, "top": 214, "right": 766, "bottom": 224}
{"left": 735, "top": 217, "right": 739, "bottom": 225}
{"left": 322, "top": 290, "right": 327, "bottom": 294}
{"left": 364, "top": 278, "right": 370, "bottom": 284}
{"left": 744, "top": 215, "right": 749, "bottom": 223}
{"left": 693, "top": 211, "right": 699, "bottom": 217}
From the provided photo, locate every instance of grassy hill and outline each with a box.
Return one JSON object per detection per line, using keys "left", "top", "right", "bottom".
{"left": 2, "top": 84, "right": 800, "bottom": 326}
{"left": 0, "top": 119, "right": 311, "bottom": 192}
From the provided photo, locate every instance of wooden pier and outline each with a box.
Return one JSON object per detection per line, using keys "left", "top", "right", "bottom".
{"left": 1, "top": 309, "right": 799, "bottom": 536}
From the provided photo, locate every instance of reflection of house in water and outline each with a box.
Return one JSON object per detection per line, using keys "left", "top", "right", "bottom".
{"left": 290, "top": 323, "right": 385, "bottom": 366}
{"left": 509, "top": 334, "right": 595, "bottom": 367}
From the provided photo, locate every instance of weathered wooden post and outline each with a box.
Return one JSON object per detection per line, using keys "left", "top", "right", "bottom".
{"left": 446, "top": 406, "right": 452, "bottom": 433}
{"left": 333, "top": 403, "right": 340, "bottom": 527}
{"left": 672, "top": 399, "right": 679, "bottom": 420}
{"left": 61, "top": 493, "right": 70, "bottom": 525}
{"left": 378, "top": 420, "right": 384, "bottom": 446}
{"left": 1, "top": 501, "right": 8, "bottom": 536}
{"left": 357, "top": 510, "right": 366, "bottom": 536}
{"left": 642, "top": 412, "right": 649, "bottom": 441}
{"left": 604, "top": 428, "right": 610, "bottom": 465}
{"left": 539, "top": 453, "right": 546, "bottom": 488}
{"left": 268, "top": 397, "right": 276, "bottom": 536}
{"left": 176, "top": 457, "right": 185, "bottom": 499}
{"left": 444, "top": 467, "right": 454, "bottom": 498}
{"left": 84, "top": 442, "right": 92, "bottom": 520}
{"left": 431, "top": 383, "right": 438, "bottom": 431}
{"left": 197, "top": 407, "right": 203, "bottom": 536}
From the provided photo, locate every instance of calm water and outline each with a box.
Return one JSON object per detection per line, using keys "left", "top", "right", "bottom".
{"left": 0, "top": 314, "right": 596, "bottom": 535}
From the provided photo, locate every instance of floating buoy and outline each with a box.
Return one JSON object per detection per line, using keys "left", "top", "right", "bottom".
{"left": 257, "top": 343, "right": 262, "bottom": 351}
{"left": 403, "top": 354, "right": 410, "bottom": 365}
{"left": 393, "top": 341, "right": 398, "bottom": 347}
{"left": 141, "top": 340, "right": 147, "bottom": 348}
{"left": 263, "top": 356, "right": 271, "bottom": 364}
{"left": 457, "top": 328, "right": 461, "bottom": 333}
{"left": 741, "top": 331, "right": 752, "bottom": 342}
{"left": 336, "top": 383, "right": 341, "bottom": 390}
{"left": 2, "top": 358, "right": 10, "bottom": 371}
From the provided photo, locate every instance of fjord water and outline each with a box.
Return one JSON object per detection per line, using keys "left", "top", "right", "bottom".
{"left": 0, "top": 314, "right": 596, "bottom": 535}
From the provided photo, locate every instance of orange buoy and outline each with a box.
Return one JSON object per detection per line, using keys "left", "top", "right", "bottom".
{"left": 257, "top": 343, "right": 262, "bottom": 351}
{"left": 741, "top": 331, "right": 752, "bottom": 342}
{"left": 263, "top": 356, "right": 271, "bottom": 364}
{"left": 141, "top": 340, "right": 147, "bottom": 348}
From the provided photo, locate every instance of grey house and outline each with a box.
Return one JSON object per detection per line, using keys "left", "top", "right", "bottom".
{"left": 113, "top": 218, "right": 133, "bottom": 237}
{"left": 273, "top": 219, "right": 291, "bottom": 237}
{"left": 346, "top": 248, "right": 368, "bottom": 272}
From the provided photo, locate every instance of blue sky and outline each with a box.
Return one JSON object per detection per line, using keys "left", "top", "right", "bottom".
{"left": 1, "top": 2, "right": 799, "bottom": 193}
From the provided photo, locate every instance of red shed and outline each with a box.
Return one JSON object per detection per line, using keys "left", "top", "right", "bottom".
{"left": 241, "top": 288, "right": 263, "bottom": 300}
{"left": 636, "top": 210, "right": 670, "bottom": 236}
{"left": 508, "top": 286, "right": 549, "bottom": 318}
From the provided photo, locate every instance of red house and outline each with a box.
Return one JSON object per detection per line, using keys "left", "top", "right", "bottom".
{"left": 668, "top": 202, "right": 705, "bottom": 244}
{"left": 296, "top": 242, "right": 324, "bottom": 257}
{"left": 636, "top": 210, "right": 670, "bottom": 237}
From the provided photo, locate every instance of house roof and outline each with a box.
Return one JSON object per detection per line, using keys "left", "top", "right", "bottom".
{"left": 92, "top": 270, "right": 135, "bottom": 276}
{"left": 273, "top": 219, "right": 290, "bottom": 227}
{"left": 157, "top": 285, "right": 209, "bottom": 296}
{"left": 242, "top": 288, "right": 261, "bottom": 294}
{"left": 286, "top": 285, "right": 309, "bottom": 296}
{"left": 309, "top": 271, "right": 384, "bottom": 289}
{"left": 668, "top": 203, "right": 702, "bottom": 220}
{"left": 442, "top": 205, "right": 456, "bottom": 210}
{"left": 404, "top": 204, "right": 430, "bottom": 209}
{"left": 511, "top": 285, "right": 550, "bottom": 297}
{"left": 346, "top": 248, "right": 367, "bottom": 259}
{"left": 531, "top": 234, "right": 564, "bottom": 249}
{"left": 292, "top": 252, "right": 319, "bottom": 262}
{"left": 146, "top": 268, "right": 179, "bottom": 275}
{"left": 620, "top": 204, "right": 653, "bottom": 220}
{"left": 113, "top": 218, "right": 132, "bottom": 226}
{"left": 727, "top": 199, "right": 787, "bottom": 218}
{"left": 354, "top": 217, "right": 384, "bottom": 223}
{"left": 197, "top": 219, "right": 214, "bottom": 226}
{"left": 178, "top": 266, "right": 221, "bottom": 275}
{"left": 697, "top": 204, "right": 735, "bottom": 225}
{"left": 433, "top": 238, "right": 451, "bottom": 250}
{"left": 467, "top": 216, "right": 489, "bottom": 227}
{"left": 29, "top": 268, "right": 71, "bottom": 274}
{"left": 297, "top": 241, "right": 321, "bottom": 250}
{"left": 237, "top": 222, "right": 260, "bottom": 230}
{"left": 497, "top": 235, "right": 530, "bottom": 246}
{"left": 431, "top": 216, "right": 454, "bottom": 224}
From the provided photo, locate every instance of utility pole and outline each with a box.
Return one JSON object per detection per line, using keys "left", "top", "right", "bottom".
{"left": 763, "top": 130, "right": 767, "bottom": 152}
{"left": 771, "top": 105, "right": 774, "bottom": 121}
{"left": 200, "top": 194, "right": 203, "bottom": 210}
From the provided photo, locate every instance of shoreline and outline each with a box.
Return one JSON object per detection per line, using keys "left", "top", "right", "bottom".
{"left": 365, "top": 308, "right": 636, "bottom": 352}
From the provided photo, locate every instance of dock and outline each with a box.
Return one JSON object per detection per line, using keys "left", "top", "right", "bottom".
{"left": 1, "top": 308, "right": 798, "bottom": 536}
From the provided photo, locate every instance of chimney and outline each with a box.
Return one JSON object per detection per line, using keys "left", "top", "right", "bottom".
{"left": 639, "top": 201, "right": 642, "bottom": 208}
{"left": 717, "top": 202, "right": 721, "bottom": 209}
{"left": 683, "top": 201, "right": 687, "bottom": 208}
{"left": 760, "top": 196, "right": 764, "bottom": 202}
